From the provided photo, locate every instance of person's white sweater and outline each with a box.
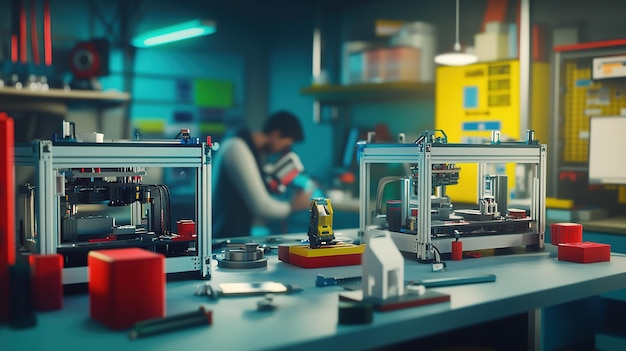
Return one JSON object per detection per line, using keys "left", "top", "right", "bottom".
{"left": 217, "top": 137, "right": 291, "bottom": 220}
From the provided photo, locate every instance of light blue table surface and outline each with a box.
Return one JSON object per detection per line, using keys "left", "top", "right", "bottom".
{"left": 3, "top": 229, "right": 626, "bottom": 351}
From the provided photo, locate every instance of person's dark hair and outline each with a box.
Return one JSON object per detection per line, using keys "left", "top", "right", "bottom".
{"left": 262, "top": 110, "right": 304, "bottom": 142}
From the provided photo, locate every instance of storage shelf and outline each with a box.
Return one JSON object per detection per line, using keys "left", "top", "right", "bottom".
{"left": 0, "top": 86, "right": 130, "bottom": 115}
{"left": 300, "top": 81, "right": 434, "bottom": 103}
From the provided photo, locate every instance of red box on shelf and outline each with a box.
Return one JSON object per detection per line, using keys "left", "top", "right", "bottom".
{"left": 29, "top": 254, "right": 64, "bottom": 311}
{"left": 550, "top": 222, "right": 583, "bottom": 245}
{"left": 558, "top": 242, "right": 611, "bottom": 263}
{"left": 88, "top": 248, "right": 165, "bottom": 330}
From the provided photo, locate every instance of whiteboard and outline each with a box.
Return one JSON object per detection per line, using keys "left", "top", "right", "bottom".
{"left": 588, "top": 116, "right": 626, "bottom": 184}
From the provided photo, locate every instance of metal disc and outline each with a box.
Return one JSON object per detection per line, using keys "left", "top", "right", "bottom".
{"left": 217, "top": 257, "right": 268, "bottom": 269}
{"left": 224, "top": 249, "right": 264, "bottom": 261}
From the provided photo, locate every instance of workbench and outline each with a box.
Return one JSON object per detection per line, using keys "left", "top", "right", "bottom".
{"left": 2, "top": 229, "right": 626, "bottom": 351}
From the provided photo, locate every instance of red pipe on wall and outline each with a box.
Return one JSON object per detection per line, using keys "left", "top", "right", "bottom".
{"left": 20, "top": 0, "right": 27, "bottom": 64}
{"left": 31, "top": 0, "right": 40, "bottom": 65}
{"left": 44, "top": 0, "right": 52, "bottom": 66}
{"left": 11, "top": 34, "right": 18, "bottom": 63}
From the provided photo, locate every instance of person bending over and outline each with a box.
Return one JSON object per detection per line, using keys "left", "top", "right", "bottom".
{"left": 212, "top": 110, "right": 311, "bottom": 238}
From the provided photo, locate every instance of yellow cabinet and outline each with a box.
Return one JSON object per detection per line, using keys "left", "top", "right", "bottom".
{"left": 435, "top": 60, "right": 549, "bottom": 203}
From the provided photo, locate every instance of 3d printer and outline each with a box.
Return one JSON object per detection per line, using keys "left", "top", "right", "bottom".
{"left": 57, "top": 172, "right": 179, "bottom": 244}
{"left": 14, "top": 140, "right": 212, "bottom": 284}
{"left": 358, "top": 130, "right": 546, "bottom": 262}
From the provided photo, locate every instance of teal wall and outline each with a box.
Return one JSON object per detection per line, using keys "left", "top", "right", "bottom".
{"left": 4, "top": 0, "right": 626, "bottom": 186}
{"left": 5, "top": 2, "right": 626, "bottom": 236}
{"left": 266, "top": 11, "right": 335, "bottom": 185}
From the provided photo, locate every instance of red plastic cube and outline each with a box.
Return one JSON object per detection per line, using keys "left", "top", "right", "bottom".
{"left": 88, "top": 248, "right": 165, "bottom": 329}
{"left": 550, "top": 222, "right": 583, "bottom": 245}
{"left": 558, "top": 242, "right": 611, "bottom": 263}
{"left": 29, "top": 254, "right": 64, "bottom": 311}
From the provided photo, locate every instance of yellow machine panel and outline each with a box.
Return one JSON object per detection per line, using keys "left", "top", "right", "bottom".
{"left": 435, "top": 60, "right": 549, "bottom": 203}
{"left": 562, "top": 60, "right": 626, "bottom": 163}
{"left": 560, "top": 59, "right": 626, "bottom": 205}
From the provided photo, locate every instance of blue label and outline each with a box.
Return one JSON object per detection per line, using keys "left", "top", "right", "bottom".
{"left": 463, "top": 86, "right": 479, "bottom": 109}
{"left": 462, "top": 121, "right": 502, "bottom": 131}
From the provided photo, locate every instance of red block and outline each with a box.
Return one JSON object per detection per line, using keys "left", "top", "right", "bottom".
{"left": 558, "top": 242, "right": 611, "bottom": 263}
{"left": 278, "top": 244, "right": 365, "bottom": 268}
{"left": 174, "top": 219, "right": 196, "bottom": 241}
{"left": 287, "top": 253, "right": 362, "bottom": 268}
{"left": 29, "top": 254, "right": 63, "bottom": 311}
{"left": 176, "top": 220, "right": 195, "bottom": 238}
{"left": 550, "top": 222, "right": 583, "bottom": 245}
{"left": 88, "top": 248, "right": 165, "bottom": 330}
{"left": 0, "top": 113, "right": 15, "bottom": 322}
{"left": 277, "top": 245, "right": 291, "bottom": 263}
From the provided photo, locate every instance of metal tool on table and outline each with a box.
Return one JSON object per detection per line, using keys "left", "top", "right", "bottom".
{"left": 316, "top": 273, "right": 496, "bottom": 288}
{"left": 195, "top": 281, "right": 303, "bottom": 299}
{"left": 316, "top": 274, "right": 362, "bottom": 287}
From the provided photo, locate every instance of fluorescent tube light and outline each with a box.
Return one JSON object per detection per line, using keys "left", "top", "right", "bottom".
{"left": 132, "top": 19, "right": 216, "bottom": 48}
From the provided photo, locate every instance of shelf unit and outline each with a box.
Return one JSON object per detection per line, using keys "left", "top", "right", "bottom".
{"left": 0, "top": 87, "right": 131, "bottom": 142}
{"left": 0, "top": 86, "right": 129, "bottom": 115}
{"left": 301, "top": 81, "right": 434, "bottom": 103}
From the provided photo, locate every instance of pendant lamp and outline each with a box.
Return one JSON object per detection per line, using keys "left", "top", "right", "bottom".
{"left": 434, "top": 0, "right": 477, "bottom": 66}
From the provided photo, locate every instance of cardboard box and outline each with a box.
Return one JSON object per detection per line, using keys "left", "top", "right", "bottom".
{"left": 475, "top": 32, "right": 509, "bottom": 62}
{"left": 386, "top": 47, "right": 420, "bottom": 82}
{"left": 365, "top": 48, "right": 389, "bottom": 82}
{"left": 485, "top": 21, "right": 508, "bottom": 34}
{"left": 348, "top": 46, "right": 421, "bottom": 84}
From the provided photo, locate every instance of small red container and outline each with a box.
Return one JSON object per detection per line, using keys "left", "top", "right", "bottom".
{"left": 176, "top": 219, "right": 195, "bottom": 238}
{"left": 550, "top": 222, "right": 583, "bottom": 245}
{"left": 29, "top": 254, "right": 64, "bottom": 311}
{"left": 451, "top": 241, "right": 463, "bottom": 261}
{"left": 558, "top": 242, "right": 611, "bottom": 263}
